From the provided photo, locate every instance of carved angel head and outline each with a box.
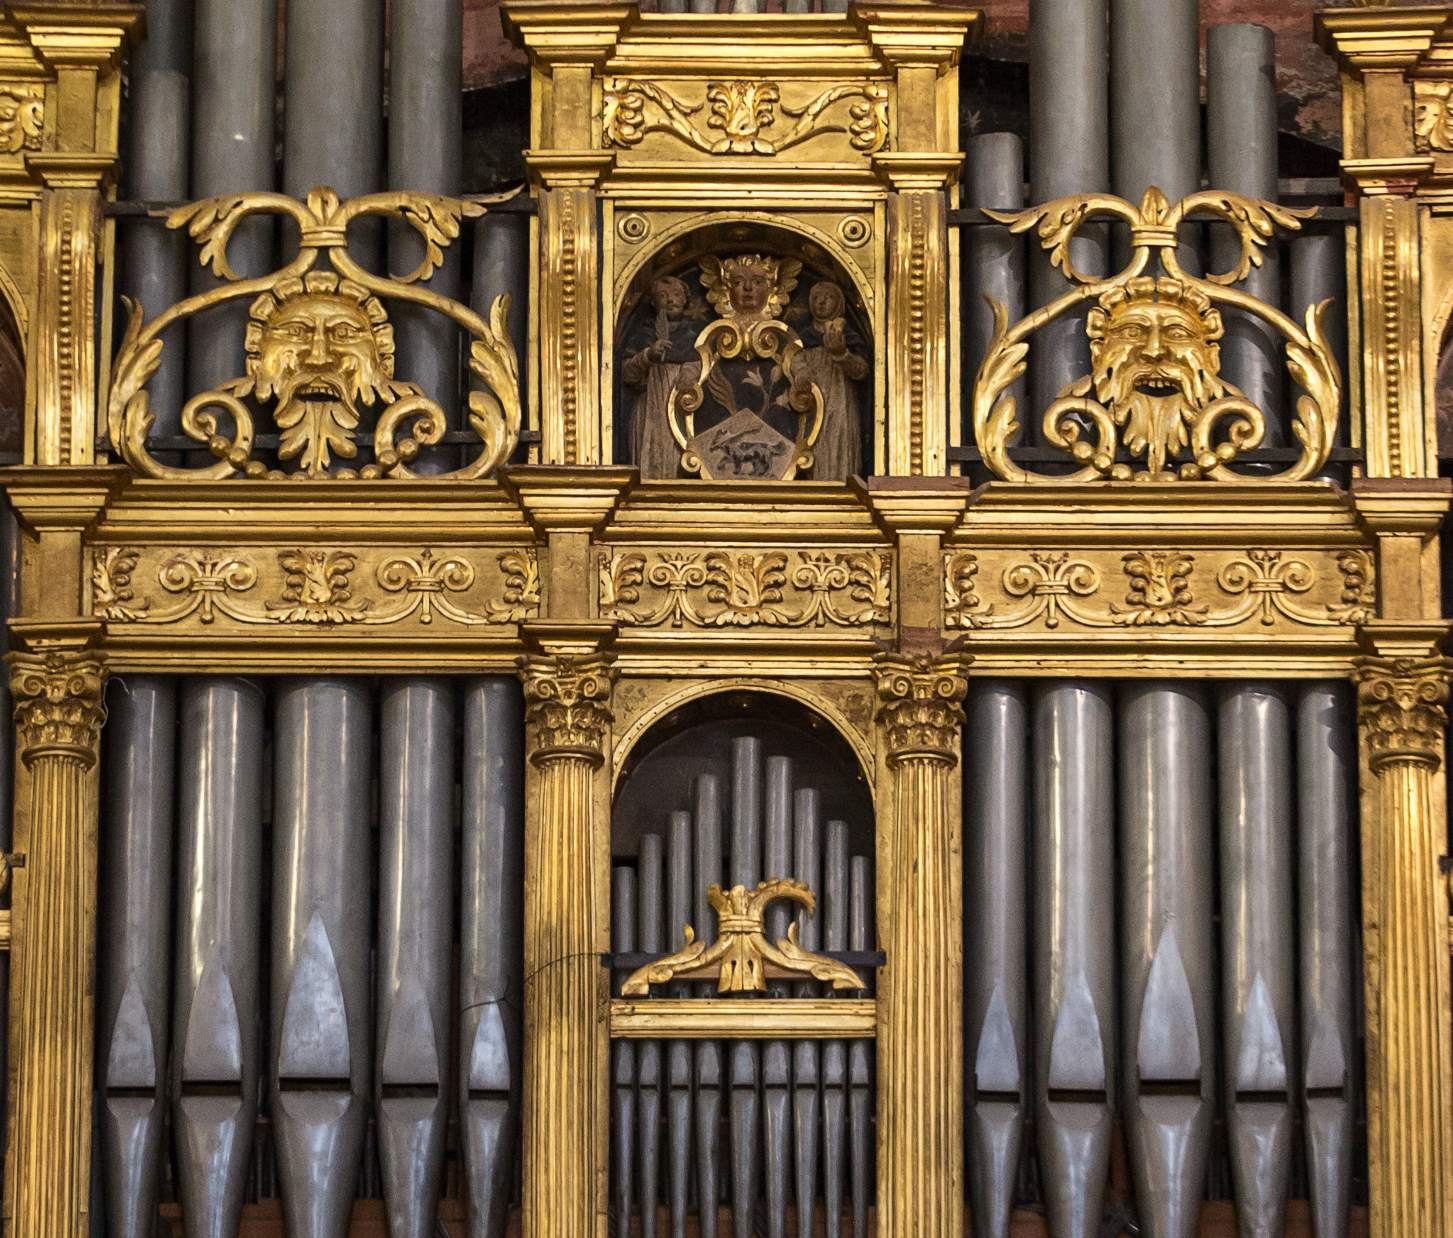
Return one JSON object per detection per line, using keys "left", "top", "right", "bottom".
{"left": 699, "top": 253, "right": 800, "bottom": 321}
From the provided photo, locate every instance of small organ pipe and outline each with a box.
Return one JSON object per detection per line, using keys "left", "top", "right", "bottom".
{"left": 1217, "top": 684, "right": 1297, "bottom": 1237}
{"left": 1295, "top": 683, "right": 1357, "bottom": 1238}
{"left": 666, "top": 812, "right": 694, "bottom": 1238}
{"left": 848, "top": 856, "right": 873, "bottom": 1238}
{"left": 1208, "top": 24, "right": 1284, "bottom": 440}
{"left": 761, "top": 757, "right": 793, "bottom": 1238}
{"left": 693, "top": 773, "right": 725, "bottom": 1238}
{"left": 613, "top": 866, "right": 638, "bottom": 1238}
{"left": 965, "top": 680, "right": 1028, "bottom": 1238}
{"left": 729, "top": 738, "right": 763, "bottom": 1238}
{"left": 1033, "top": 682, "right": 1116, "bottom": 1238}
{"left": 461, "top": 678, "right": 525, "bottom": 1238}
{"left": 121, "top": 0, "right": 190, "bottom": 440}
{"left": 1028, "top": 0, "right": 1109, "bottom": 420}
{"left": 171, "top": 678, "right": 265, "bottom": 1238}
{"left": 638, "top": 833, "right": 665, "bottom": 1238}
{"left": 1118, "top": 684, "right": 1216, "bottom": 1238}
{"left": 375, "top": 679, "right": 455, "bottom": 1238}
{"left": 270, "top": 679, "right": 375, "bottom": 1238}
{"left": 792, "top": 788, "right": 822, "bottom": 1238}
{"left": 821, "top": 822, "right": 850, "bottom": 1238}
{"left": 98, "top": 677, "right": 177, "bottom": 1238}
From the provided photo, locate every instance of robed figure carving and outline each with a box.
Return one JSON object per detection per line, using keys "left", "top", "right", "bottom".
{"left": 796, "top": 279, "right": 867, "bottom": 481}
{"left": 668, "top": 253, "right": 824, "bottom": 482}
{"left": 622, "top": 275, "right": 702, "bottom": 480}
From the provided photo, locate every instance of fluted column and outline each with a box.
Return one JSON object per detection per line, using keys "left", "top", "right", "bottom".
{"left": 4, "top": 643, "right": 105, "bottom": 1238}
{"left": 519, "top": 640, "right": 617, "bottom": 1238}
{"left": 1354, "top": 652, "right": 1453, "bottom": 1238}
{"left": 873, "top": 652, "right": 968, "bottom": 1236}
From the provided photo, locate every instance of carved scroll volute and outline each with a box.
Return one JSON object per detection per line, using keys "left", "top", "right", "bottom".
{"left": 4, "top": 646, "right": 107, "bottom": 1238}
{"left": 872, "top": 650, "right": 969, "bottom": 1236}
{"left": 517, "top": 646, "right": 617, "bottom": 1238}
{"left": 1354, "top": 650, "right": 1453, "bottom": 1238}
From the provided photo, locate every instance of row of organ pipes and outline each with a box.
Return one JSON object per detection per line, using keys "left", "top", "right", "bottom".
{"left": 93, "top": 0, "right": 1365, "bottom": 1236}
{"left": 611, "top": 737, "right": 876, "bottom": 1238}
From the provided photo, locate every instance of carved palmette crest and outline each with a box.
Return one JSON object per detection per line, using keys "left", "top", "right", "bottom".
{"left": 620, "top": 879, "right": 865, "bottom": 996}
{"left": 107, "top": 187, "right": 521, "bottom": 481}
{"left": 972, "top": 188, "right": 1341, "bottom": 483}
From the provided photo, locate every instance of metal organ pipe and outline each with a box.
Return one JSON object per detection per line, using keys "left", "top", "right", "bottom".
{"left": 1217, "top": 684, "right": 1298, "bottom": 1236}
{"left": 1208, "top": 23, "right": 1285, "bottom": 440}
{"left": 120, "top": 0, "right": 190, "bottom": 440}
{"left": 1118, "top": 684, "right": 1216, "bottom": 1238}
{"left": 792, "top": 787, "right": 823, "bottom": 1238}
{"left": 693, "top": 772, "right": 725, "bottom": 1238}
{"left": 761, "top": 755, "right": 793, "bottom": 1238}
{"left": 269, "top": 679, "right": 376, "bottom": 1238}
{"left": 1111, "top": 0, "right": 1200, "bottom": 208}
{"left": 375, "top": 680, "right": 455, "bottom": 1238}
{"left": 964, "top": 681, "right": 1028, "bottom": 1238}
{"left": 848, "top": 854, "right": 873, "bottom": 1238}
{"left": 638, "top": 832, "right": 666, "bottom": 1238}
{"left": 965, "top": 133, "right": 1026, "bottom": 444}
{"left": 666, "top": 811, "right": 695, "bottom": 1238}
{"left": 171, "top": 678, "right": 266, "bottom": 1238}
{"left": 460, "top": 678, "right": 525, "bottom": 1238}
{"left": 1295, "top": 683, "right": 1357, "bottom": 1238}
{"left": 98, "top": 678, "right": 177, "bottom": 1238}
{"left": 472, "top": 215, "right": 531, "bottom": 445}
{"left": 729, "top": 736, "right": 763, "bottom": 1238}
{"left": 612, "top": 864, "right": 639, "bottom": 1238}
{"left": 1028, "top": 0, "right": 1109, "bottom": 415}
{"left": 821, "top": 820, "right": 851, "bottom": 1238}
{"left": 1032, "top": 682, "right": 1116, "bottom": 1238}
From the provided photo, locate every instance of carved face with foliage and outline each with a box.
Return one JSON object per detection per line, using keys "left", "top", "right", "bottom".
{"left": 700, "top": 253, "right": 799, "bottom": 322}
{"left": 241, "top": 272, "right": 403, "bottom": 473}
{"left": 1086, "top": 276, "right": 1228, "bottom": 474}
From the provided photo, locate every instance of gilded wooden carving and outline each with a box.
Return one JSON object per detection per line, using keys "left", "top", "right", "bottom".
{"left": 0, "top": 83, "right": 43, "bottom": 154}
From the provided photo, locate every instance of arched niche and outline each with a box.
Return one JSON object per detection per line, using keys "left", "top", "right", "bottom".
{"left": 0, "top": 289, "right": 24, "bottom": 459}
{"left": 611, "top": 219, "right": 874, "bottom": 483}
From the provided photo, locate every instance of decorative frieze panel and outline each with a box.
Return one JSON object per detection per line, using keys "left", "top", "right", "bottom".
{"left": 90, "top": 543, "right": 540, "bottom": 631}
{"left": 944, "top": 546, "right": 1373, "bottom": 635}
{"left": 598, "top": 546, "right": 890, "bottom": 631}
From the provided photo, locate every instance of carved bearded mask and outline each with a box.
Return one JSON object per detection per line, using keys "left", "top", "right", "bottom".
{"left": 1086, "top": 276, "right": 1229, "bottom": 476}
{"left": 242, "top": 272, "right": 400, "bottom": 473}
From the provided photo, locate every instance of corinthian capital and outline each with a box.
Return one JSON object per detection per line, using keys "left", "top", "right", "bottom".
{"left": 9, "top": 650, "right": 106, "bottom": 766}
{"left": 874, "top": 651, "right": 969, "bottom": 765}
{"left": 520, "top": 651, "right": 618, "bottom": 765}
{"left": 1355, "top": 654, "right": 1452, "bottom": 771}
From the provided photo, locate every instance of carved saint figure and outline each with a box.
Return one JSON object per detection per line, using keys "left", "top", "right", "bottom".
{"left": 1078, "top": 276, "right": 1235, "bottom": 477}
{"left": 233, "top": 271, "right": 415, "bottom": 476}
{"left": 796, "top": 280, "right": 868, "bottom": 480}
{"left": 623, "top": 275, "right": 700, "bottom": 480}
{"left": 671, "top": 253, "right": 821, "bottom": 481}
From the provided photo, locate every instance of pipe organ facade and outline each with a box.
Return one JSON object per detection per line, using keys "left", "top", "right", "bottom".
{"left": 0, "top": 1, "right": 1448, "bottom": 1237}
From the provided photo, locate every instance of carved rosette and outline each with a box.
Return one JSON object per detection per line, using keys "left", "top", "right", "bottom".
{"left": 874, "top": 653, "right": 969, "bottom": 766}
{"left": 519, "top": 652, "right": 618, "bottom": 766}
{"left": 10, "top": 651, "right": 106, "bottom": 766}
{"left": 1355, "top": 656, "right": 1451, "bottom": 771}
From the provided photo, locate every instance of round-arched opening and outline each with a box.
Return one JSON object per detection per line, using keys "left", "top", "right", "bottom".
{"left": 0, "top": 291, "right": 23, "bottom": 460}
{"left": 613, "top": 219, "right": 873, "bottom": 481}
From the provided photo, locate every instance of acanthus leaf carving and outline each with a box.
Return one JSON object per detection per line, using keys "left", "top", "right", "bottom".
{"left": 874, "top": 653, "right": 969, "bottom": 765}
{"left": 92, "top": 547, "right": 150, "bottom": 621}
{"left": 1356, "top": 655, "right": 1452, "bottom": 771}
{"left": 9, "top": 650, "right": 106, "bottom": 766}
{"left": 1414, "top": 80, "right": 1453, "bottom": 153}
{"left": 519, "top": 652, "right": 617, "bottom": 765}
{"left": 0, "top": 84, "right": 44, "bottom": 155}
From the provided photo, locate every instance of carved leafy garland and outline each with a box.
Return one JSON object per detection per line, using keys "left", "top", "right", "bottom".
{"left": 599, "top": 549, "right": 890, "bottom": 629}
{"left": 91, "top": 546, "right": 540, "bottom": 627}
{"left": 602, "top": 77, "right": 888, "bottom": 156}
{"left": 944, "top": 548, "right": 1374, "bottom": 631}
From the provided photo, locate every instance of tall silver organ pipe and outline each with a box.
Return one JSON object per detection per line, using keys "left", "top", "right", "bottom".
{"left": 1028, "top": 0, "right": 1108, "bottom": 414}
{"left": 120, "top": 0, "right": 189, "bottom": 439}
{"left": 693, "top": 773, "right": 725, "bottom": 1238}
{"left": 1295, "top": 683, "right": 1357, "bottom": 1238}
{"left": 269, "top": 679, "right": 375, "bottom": 1238}
{"left": 1111, "top": 0, "right": 1199, "bottom": 206}
{"left": 189, "top": 0, "right": 274, "bottom": 393}
{"left": 1217, "top": 684, "right": 1297, "bottom": 1236}
{"left": 666, "top": 810, "right": 694, "bottom": 1238}
{"left": 98, "top": 678, "right": 177, "bottom": 1238}
{"left": 761, "top": 755, "right": 792, "bottom": 1238}
{"left": 171, "top": 678, "right": 266, "bottom": 1238}
{"left": 964, "top": 681, "right": 1028, "bottom": 1238}
{"left": 728, "top": 736, "right": 762, "bottom": 1238}
{"left": 964, "top": 133, "right": 1026, "bottom": 436}
{"left": 375, "top": 680, "right": 454, "bottom": 1238}
{"left": 792, "top": 788, "right": 822, "bottom": 1238}
{"left": 612, "top": 864, "right": 639, "bottom": 1238}
{"left": 821, "top": 820, "right": 851, "bottom": 1238}
{"left": 1032, "top": 682, "right": 1116, "bottom": 1238}
{"left": 637, "top": 832, "right": 666, "bottom": 1238}
{"left": 1208, "top": 23, "right": 1285, "bottom": 435}
{"left": 1118, "top": 684, "right": 1216, "bottom": 1238}
{"left": 472, "top": 215, "right": 531, "bottom": 439}
{"left": 847, "top": 855, "right": 872, "bottom": 1238}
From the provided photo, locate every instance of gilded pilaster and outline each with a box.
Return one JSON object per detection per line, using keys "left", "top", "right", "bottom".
{"left": 873, "top": 651, "right": 969, "bottom": 1236}
{"left": 1353, "top": 641, "right": 1453, "bottom": 1238}
{"left": 3, "top": 635, "right": 105, "bottom": 1238}
{"left": 519, "top": 629, "right": 617, "bottom": 1238}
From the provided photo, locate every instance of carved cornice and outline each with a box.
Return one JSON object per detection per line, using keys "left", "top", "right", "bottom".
{"left": 9, "top": 648, "right": 105, "bottom": 765}
{"left": 1355, "top": 654, "right": 1452, "bottom": 771}
{"left": 873, "top": 651, "right": 968, "bottom": 766}
{"left": 520, "top": 650, "right": 618, "bottom": 765}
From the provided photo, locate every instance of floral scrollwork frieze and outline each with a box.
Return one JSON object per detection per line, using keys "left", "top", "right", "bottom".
{"left": 602, "top": 77, "right": 888, "bottom": 157}
{"left": 0, "top": 84, "right": 44, "bottom": 155}
{"left": 598, "top": 548, "right": 890, "bottom": 630}
{"left": 944, "top": 547, "right": 1374, "bottom": 632}
{"left": 91, "top": 545, "right": 540, "bottom": 628}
